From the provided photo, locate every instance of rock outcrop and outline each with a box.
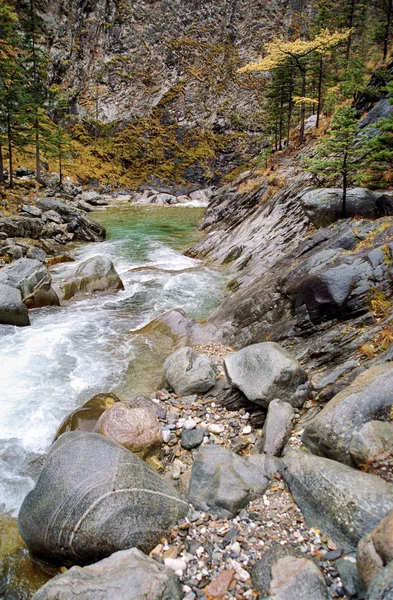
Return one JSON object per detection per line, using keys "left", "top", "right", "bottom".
{"left": 18, "top": 432, "right": 189, "bottom": 564}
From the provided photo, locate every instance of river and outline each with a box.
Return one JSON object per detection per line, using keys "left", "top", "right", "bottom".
{"left": 0, "top": 204, "right": 223, "bottom": 516}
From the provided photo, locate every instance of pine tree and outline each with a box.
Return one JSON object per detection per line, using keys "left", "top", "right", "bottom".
{"left": 305, "top": 107, "right": 364, "bottom": 216}
{"left": 239, "top": 30, "right": 351, "bottom": 143}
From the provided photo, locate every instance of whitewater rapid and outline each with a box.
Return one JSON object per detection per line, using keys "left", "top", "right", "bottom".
{"left": 0, "top": 207, "right": 222, "bottom": 515}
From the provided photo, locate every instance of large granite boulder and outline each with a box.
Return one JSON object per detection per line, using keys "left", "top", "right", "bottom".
{"left": 54, "top": 393, "right": 120, "bottom": 439}
{"left": 301, "top": 188, "right": 393, "bottom": 228}
{"left": 252, "top": 546, "right": 329, "bottom": 600}
{"left": 282, "top": 450, "right": 393, "bottom": 550}
{"left": 36, "top": 198, "right": 106, "bottom": 242}
{"left": 0, "top": 283, "right": 30, "bottom": 326}
{"left": 95, "top": 404, "right": 163, "bottom": 458}
{"left": 53, "top": 255, "right": 124, "bottom": 303}
{"left": 0, "top": 216, "right": 43, "bottom": 239}
{"left": 302, "top": 364, "right": 393, "bottom": 466}
{"left": 357, "top": 510, "right": 393, "bottom": 588}
{"left": 223, "top": 342, "right": 309, "bottom": 408}
{"left": 163, "top": 347, "right": 217, "bottom": 395}
{"left": 188, "top": 444, "right": 279, "bottom": 518}
{"left": 31, "top": 548, "right": 183, "bottom": 600}
{"left": 18, "top": 432, "right": 189, "bottom": 565}
{"left": 0, "top": 258, "right": 59, "bottom": 308}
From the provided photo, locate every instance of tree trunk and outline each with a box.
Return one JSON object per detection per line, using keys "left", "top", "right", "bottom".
{"left": 299, "top": 67, "right": 307, "bottom": 144}
{"left": 0, "top": 144, "right": 4, "bottom": 184}
{"left": 316, "top": 55, "right": 323, "bottom": 129}
{"left": 346, "top": 0, "right": 356, "bottom": 60}
{"left": 287, "top": 67, "right": 294, "bottom": 146}
{"left": 342, "top": 152, "right": 348, "bottom": 218}
{"left": 383, "top": 0, "right": 392, "bottom": 61}
{"left": 59, "top": 141, "right": 63, "bottom": 184}
{"left": 7, "top": 113, "right": 13, "bottom": 189}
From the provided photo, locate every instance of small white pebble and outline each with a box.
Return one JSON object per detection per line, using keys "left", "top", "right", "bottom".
{"left": 183, "top": 419, "right": 197, "bottom": 430}
{"left": 164, "top": 558, "right": 187, "bottom": 572}
{"left": 208, "top": 424, "right": 225, "bottom": 434}
{"left": 162, "top": 430, "right": 171, "bottom": 443}
{"left": 242, "top": 425, "right": 252, "bottom": 435}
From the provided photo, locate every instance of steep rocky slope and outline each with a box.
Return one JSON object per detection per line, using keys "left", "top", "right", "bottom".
{"left": 188, "top": 153, "right": 393, "bottom": 403}
{"left": 30, "top": 0, "right": 312, "bottom": 183}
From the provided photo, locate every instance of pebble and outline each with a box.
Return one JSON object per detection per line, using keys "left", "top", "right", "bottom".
{"left": 242, "top": 425, "right": 252, "bottom": 435}
{"left": 208, "top": 424, "right": 225, "bottom": 434}
{"left": 183, "top": 419, "right": 197, "bottom": 430}
{"left": 162, "top": 429, "right": 171, "bottom": 443}
{"left": 164, "top": 557, "right": 187, "bottom": 573}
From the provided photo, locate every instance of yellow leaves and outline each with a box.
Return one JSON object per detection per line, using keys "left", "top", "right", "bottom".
{"left": 238, "top": 29, "right": 352, "bottom": 73}
{"left": 293, "top": 95, "right": 318, "bottom": 105}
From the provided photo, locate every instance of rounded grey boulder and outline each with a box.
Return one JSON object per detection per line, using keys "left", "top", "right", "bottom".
{"left": 163, "top": 346, "right": 217, "bottom": 395}
{"left": 0, "top": 283, "right": 30, "bottom": 326}
{"left": 0, "top": 258, "right": 59, "bottom": 309}
{"left": 18, "top": 432, "right": 189, "bottom": 565}
{"left": 31, "top": 548, "right": 183, "bottom": 600}
{"left": 224, "top": 342, "right": 309, "bottom": 408}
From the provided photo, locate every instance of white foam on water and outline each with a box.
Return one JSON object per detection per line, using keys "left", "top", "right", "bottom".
{"left": 0, "top": 210, "right": 222, "bottom": 515}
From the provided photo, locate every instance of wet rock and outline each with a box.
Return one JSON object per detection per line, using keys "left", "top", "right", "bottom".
{"left": 0, "top": 216, "right": 43, "bottom": 239}
{"left": 0, "top": 283, "right": 30, "bottom": 326}
{"left": 223, "top": 342, "right": 309, "bottom": 409}
{"left": 18, "top": 432, "right": 189, "bottom": 564}
{"left": 282, "top": 450, "right": 393, "bottom": 550}
{"left": 365, "top": 562, "right": 393, "bottom": 600}
{"left": 188, "top": 445, "right": 279, "bottom": 518}
{"left": 181, "top": 428, "right": 205, "bottom": 450}
{"left": 95, "top": 404, "right": 163, "bottom": 458}
{"left": 53, "top": 255, "right": 124, "bottom": 302}
{"left": 253, "top": 547, "right": 329, "bottom": 600}
{"left": 31, "top": 548, "right": 183, "bottom": 600}
{"left": 350, "top": 421, "right": 393, "bottom": 467}
{"left": 255, "top": 399, "right": 294, "bottom": 456}
{"left": 0, "top": 515, "right": 59, "bottom": 600}
{"left": 127, "top": 395, "right": 167, "bottom": 420}
{"left": 302, "top": 364, "right": 393, "bottom": 466}
{"left": 0, "top": 258, "right": 59, "bottom": 309}
{"left": 163, "top": 347, "right": 217, "bottom": 395}
{"left": 301, "top": 188, "right": 393, "bottom": 228}
{"left": 357, "top": 510, "right": 393, "bottom": 588}
{"left": 54, "top": 393, "right": 120, "bottom": 439}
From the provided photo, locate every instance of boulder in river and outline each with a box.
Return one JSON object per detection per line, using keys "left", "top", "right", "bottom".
{"left": 282, "top": 449, "right": 393, "bottom": 551}
{"left": 302, "top": 364, "right": 393, "bottom": 466}
{"left": 0, "top": 258, "right": 59, "bottom": 309}
{"left": 54, "top": 393, "right": 120, "bottom": 439}
{"left": 31, "top": 548, "right": 183, "bottom": 600}
{"left": 0, "top": 283, "right": 30, "bottom": 326}
{"left": 53, "top": 255, "right": 124, "bottom": 303}
{"left": 223, "top": 342, "right": 310, "bottom": 408}
{"left": 18, "top": 432, "right": 189, "bottom": 565}
{"left": 188, "top": 444, "right": 279, "bottom": 518}
{"left": 300, "top": 188, "right": 393, "bottom": 228}
{"left": 163, "top": 346, "right": 217, "bottom": 395}
{"left": 95, "top": 404, "right": 163, "bottom": 458}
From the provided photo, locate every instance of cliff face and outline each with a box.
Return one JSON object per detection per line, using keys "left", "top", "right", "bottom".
{"left": 30, "top": 0, "right": 312, "bottom": 184}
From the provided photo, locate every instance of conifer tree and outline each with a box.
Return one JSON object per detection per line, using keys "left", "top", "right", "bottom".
{"left": 239, "top": 30, "right": 351, "bottom": 143}
{"left": 305, "top": 107, "right": 364, "bottom": 216}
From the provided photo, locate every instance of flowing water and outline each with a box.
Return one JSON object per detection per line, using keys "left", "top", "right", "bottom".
{"left": 0, "top": 205, "right": 223, "bottom": 516}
